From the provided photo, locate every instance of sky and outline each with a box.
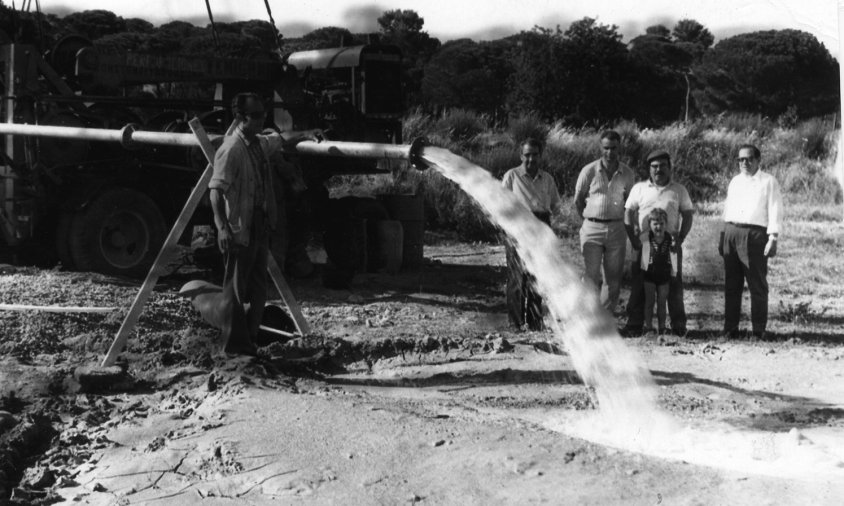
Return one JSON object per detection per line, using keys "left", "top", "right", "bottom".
{"left": 39, "top": 0, "right": 840, "bottom": 57}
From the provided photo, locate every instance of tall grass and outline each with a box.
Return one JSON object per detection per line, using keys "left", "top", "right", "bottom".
{"left": 334, "top": 111, "right": 842, "bottom": 242}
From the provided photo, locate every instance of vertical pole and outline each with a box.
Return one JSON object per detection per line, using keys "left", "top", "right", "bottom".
{"left": 101, "top": 119, "right": 234, "bottom": 367}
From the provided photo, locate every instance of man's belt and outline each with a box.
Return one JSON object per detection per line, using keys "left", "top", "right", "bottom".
{"left": 727, "top": 222, "right": 766, "bottom": 231}
{"left": 586, "top": 217, "right": 622, "bottom": 223}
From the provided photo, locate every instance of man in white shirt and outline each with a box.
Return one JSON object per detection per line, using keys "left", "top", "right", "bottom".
{"left": 719, "top": 144, "right": 782, "bottom": 338}
{"left": 623, "top": 149, "right": 694, "bottom": 336}
{"left": 501, "top": 138, "right": 562, "bottom": 330}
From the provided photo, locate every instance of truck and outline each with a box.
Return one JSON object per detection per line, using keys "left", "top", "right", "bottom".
{"left": 0, "top": 35, "right": 407, "bottom": 278}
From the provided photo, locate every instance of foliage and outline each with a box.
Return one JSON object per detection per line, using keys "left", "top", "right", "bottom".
{"left": 282, "top": 26, "right": 362, "bottom": 53}
{"left": 377, "top": 9, "right": 441, "bottom": 107}
{"left": 431, "top": 109, "right": 490, "bottom": 145}
{"left": 778, "top": 301, "right": 828, "bottom": 324}
{"left": 672, "top": 19, "right": 714, "bottom": 50}
{"left": 693, "top": 30, "right": 840, "bottom": 119}
{"left": 402, "top": 107, "right": 433, "bottom": 143}
{"left": 507, "top": 113, "right": 549, "bottom": 148}
{"left": 506, "top": 18, "right": 634, "bottom": 126}
{"left": 125, "top": 18, "right": 154, "bottom": 34}
{"left": 421, "top": 38, "right": 513, "bottom": 118}
{"left": 217, "top": 20, "right": 280, "bottom": 51}
{"left": 62, "top": 9, "right": 127, "bottom": 40}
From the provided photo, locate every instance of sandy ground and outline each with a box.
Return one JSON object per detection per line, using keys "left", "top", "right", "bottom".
{"left": 1, "top": 225, "right": 843, "bottom": 505}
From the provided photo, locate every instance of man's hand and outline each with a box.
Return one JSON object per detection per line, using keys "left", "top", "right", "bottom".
{"left": 217, "top": 226, "right": 233, "bottom": 254}
{"left": 308, "top": 129, "right": 325, "bottom": 142}
{"left": 764, "top": 236, "right": 778, "bottom": 257}
{"left": 630, "top": 235, "right": 642, "bottom": 251}
{"left": 671, "top": 235, "right": 683, "bottom": 253}
{"left": 718, "top": 231, "right": 725, "bottom": 257}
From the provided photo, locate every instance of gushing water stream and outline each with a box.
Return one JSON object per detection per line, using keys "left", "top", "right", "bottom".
{"left": 421, "top": 147, "right": 844, "bottom": 483}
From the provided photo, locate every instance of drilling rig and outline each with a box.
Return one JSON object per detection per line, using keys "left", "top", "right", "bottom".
{"left": 0, "top": 36, "right": 407, "bottom": 277}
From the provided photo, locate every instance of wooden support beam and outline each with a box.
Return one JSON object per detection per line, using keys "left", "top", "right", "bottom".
{"left": 101, "top": 119, "right": 233, "bottom": 367}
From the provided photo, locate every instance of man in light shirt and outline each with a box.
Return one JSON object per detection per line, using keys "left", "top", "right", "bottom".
{"left": 623, "top": 149, "right": 694, "bottom": 336}
{"left": 501, "top": 138, "right": 562, "bottom": 330}
{"left": 574, "top": 130, "right": 636, "bottom": 313}
{"left": 719, "top": 144, "right": 782, "bottom": 339}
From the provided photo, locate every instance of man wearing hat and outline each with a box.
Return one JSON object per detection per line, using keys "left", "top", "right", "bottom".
{"left": 622, "top": 149, "right": 694, "bottom": 336}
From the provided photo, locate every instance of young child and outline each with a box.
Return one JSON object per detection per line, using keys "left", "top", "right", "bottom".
{"left": 640, "top": 208, "right": 676, "bottom": 334}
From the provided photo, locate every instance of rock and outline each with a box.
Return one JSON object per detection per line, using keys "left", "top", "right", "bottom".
{"left": 22, "top": 466, "right": 55, "bottom": 489}
{"left": 493, "top": 337, "right": 514, "bottom": 353}
{"left": 432, "top": 440, "right": 445, "bottom": 447}
{"left": 91, "top": 482, "right": 107, "bottom": 492}
{"left": 74, "top": 365, "right": 130, "bottom": 393}
{"left": 206, "top": 373, "right": 217, "bottom": 392}
{"left": 0, "top": 410, "right": 16, "bottom": 432}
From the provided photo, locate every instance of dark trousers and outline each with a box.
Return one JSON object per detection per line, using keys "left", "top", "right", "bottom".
{"left": 220, "top": 210, "right": 269, "bottom": 351}
{"left": 506, "top": 211, "right": 550, "bottom": 330}
{"left": 626, "top": 246, "right": 686, "bottom": 330}
{"left": 723, "top": 223, "right": 769, "bottom": 333}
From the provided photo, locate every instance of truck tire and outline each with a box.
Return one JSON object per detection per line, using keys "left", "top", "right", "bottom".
{"left": 69, "top": 188, "right": 167, "bottom": 278}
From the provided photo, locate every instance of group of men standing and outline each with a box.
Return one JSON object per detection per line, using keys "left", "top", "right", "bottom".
{"left": 502, "top": 132, "right": 782, "bottom": 339}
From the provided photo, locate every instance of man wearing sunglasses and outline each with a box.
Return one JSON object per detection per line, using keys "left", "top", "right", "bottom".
{"left": 719, "top": 144, "right": 782, "bottom": 339}
{"left": 209, "top": 92, "right": 323, "bottom": 356}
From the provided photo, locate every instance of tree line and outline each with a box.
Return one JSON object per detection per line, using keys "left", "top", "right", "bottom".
{"left": 0, "top": 5, "right": 838, "bottom": 127}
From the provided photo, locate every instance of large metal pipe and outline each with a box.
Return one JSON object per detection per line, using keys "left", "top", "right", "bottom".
{"left": 0, "top": 122, "right": 427, "bottom": 166}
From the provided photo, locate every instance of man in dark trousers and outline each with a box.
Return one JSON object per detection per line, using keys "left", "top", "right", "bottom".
{"left": 719, "top": 144, "right": 782, "bottom": 339}
{"left": 501, "top": 138, "right": 562, "bottom": 330}
{"left": 623, "top": 149, "right": 694, "bottom": 336}
{"left": 209, "top": 92, "right": 322, "bottom": 355}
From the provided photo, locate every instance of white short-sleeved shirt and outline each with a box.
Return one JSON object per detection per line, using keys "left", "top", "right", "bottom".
{"left": 625, "top": 180, "right": 693, "bottom": 235}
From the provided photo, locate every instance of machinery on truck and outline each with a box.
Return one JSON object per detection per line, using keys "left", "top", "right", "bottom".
{"left": 0, "top": 36, "right": 406, "bottom": 277}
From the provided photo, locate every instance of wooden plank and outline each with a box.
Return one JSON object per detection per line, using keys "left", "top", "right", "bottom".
{"left": 101, "top": 119, "right": 234, "bottom": 367}
{"left": 267, "top": 255, "right": 311, "bottom": 335}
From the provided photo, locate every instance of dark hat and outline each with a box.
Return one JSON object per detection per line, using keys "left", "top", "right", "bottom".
{"left": 646, "top": 149, "right": 671, "bottom": 163}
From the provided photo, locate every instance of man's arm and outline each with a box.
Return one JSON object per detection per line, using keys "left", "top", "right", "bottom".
{"left": 764, "top": 177, "right": 782, "bottom": 257}
{"left": 548, "top": 174, "right": 562, "bottom": 217}
{"left": 624, "top": 208, "right": 641, "bottom": 250}
{"left": 573, "top": 166, "right": 591, "bottom": 218}
{"left": 209, "top": 188, "right": 232, "bottom": 254}
{"left": 278, "top": 128, "right": 324, "bottom": 144}
{"left": 676, "top": 210, "right": 693, "bottom": 251}
{"left": 719, "top": 179, "right": 734, "bottom": 257}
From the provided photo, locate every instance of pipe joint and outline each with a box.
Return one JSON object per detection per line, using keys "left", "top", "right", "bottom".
{"left": 408, "top": 137, "right": 428, "bottom": 171}
{"left": 120, "top": 123, "right": 143, "bottom": 150}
